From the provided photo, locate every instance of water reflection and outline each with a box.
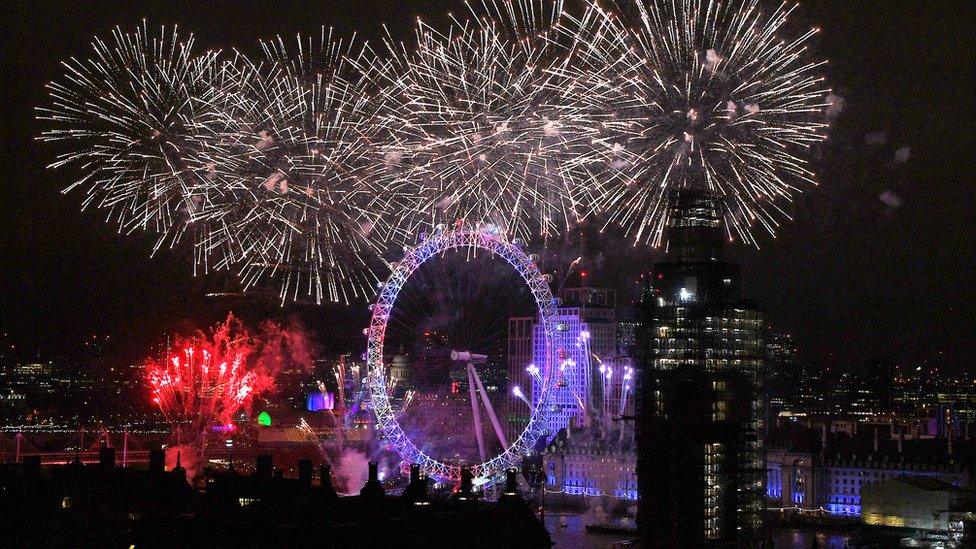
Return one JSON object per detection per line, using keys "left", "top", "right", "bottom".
{"left": 544, "top": 515, "right": 853, "bottom": 549}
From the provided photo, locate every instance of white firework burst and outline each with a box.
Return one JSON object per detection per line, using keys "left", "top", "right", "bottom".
{"left": 38, "top": 23, "right": 219, "bottom": 248}
{"left": 370, "top": 0, "right": 588, "bottom": 240}
{"left": 555, "top": 0, "right": 831, "bottom": 245}
{"left": 190, "top": 29, "right": 409, "bottom": 305}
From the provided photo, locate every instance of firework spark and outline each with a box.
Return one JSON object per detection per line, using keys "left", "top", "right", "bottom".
{"left": 41, "top": 26, "right": 409, "bottom": 305}
{"left": 198, "top": 29, "right": 407, "bottom": 303}
{"left": 554, "top": 0, "right": 830, "bottom": 245}
{"left": 148, "top": 316, "right": 273, "bottom": 445}
{"left": 370, "top": 0, "right": 587, "bottom": 239}
{"left": 41, "top": 1, "right": 831, "bottom": 302}
{"left": 188, "top": 29, "right": 411, "bottom": 305}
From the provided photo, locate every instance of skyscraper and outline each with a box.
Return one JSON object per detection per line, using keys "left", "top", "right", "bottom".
{"left": 637, "top": 191, "right": 766, "bottom": 547}
{"left": 765, "top": 331, "right": 799, "bottom": 415}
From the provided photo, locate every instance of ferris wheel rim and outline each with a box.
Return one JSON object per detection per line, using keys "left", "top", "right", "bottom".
{"left": 365, "top": 225, "right": 556, "bottom": 484}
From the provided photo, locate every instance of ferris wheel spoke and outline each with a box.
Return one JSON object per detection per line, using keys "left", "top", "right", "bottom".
{"left": 470, "top": 363, "right": 509, "bottom": 449}
{"left": 467, "top": 365, "right": 488, "bottom": 462}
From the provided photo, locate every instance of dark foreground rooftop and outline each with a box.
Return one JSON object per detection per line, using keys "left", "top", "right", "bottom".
{"left": 1, "top": 449, "right": 552, "bottom": 548}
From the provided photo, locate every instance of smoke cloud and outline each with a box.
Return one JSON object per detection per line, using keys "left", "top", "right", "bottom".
{"left": 864, "top": 131, "right": 887, "bottom": 146}
{"left": 825, "top": 93, "right": 845, "bottom": 121}
{"left": 879, "top": 190, "right": 903, "bottom": 208}
{"left": 893, "top": 146, "right": 911, "bottom": 164}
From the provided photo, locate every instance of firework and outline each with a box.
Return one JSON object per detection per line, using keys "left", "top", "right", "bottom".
{"left": 371, "top": 0, "right": 587, "bottom": 239}
{"left": 190, "top": 29, "right": 411, "bottom": 305}
{"left": 146, "top": 314, "right": 313, "bottom": 448}
{"left": 555, "top": 0, "right": 830, "bottom": 245}
{"left": 41, "top": 25, "right": 409, "bottom": 305}
{"left": 38, "top": 23, "right": 219, "bottom": 248}
{"left": 511, "top": 385, "right": 531, "bottom": 407}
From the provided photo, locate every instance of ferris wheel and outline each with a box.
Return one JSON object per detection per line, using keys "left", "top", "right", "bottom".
{"left": 365, "top": 225, "right": 556, "bottom": 485}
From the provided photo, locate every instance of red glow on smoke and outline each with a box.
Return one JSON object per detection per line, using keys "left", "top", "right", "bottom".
{"left": 147, "top": 313, "right": 314, "bottom": 438}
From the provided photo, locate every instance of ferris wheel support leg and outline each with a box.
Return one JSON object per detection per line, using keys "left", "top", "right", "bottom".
{"left": 468, "top": 365, "right": 487, "bottom": 462}
{"left": 471, "top": 364, "right": 509, "bottom": 449}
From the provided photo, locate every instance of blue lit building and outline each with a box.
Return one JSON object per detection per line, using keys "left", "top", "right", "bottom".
{"left": 507, "top": 287, "right": 623, "bottom": 444}
{"left": 545, "top": 421, "right": 638, "bottom": 501}
{"left": 766, "top": 421, "right": 974, "bottom": 517}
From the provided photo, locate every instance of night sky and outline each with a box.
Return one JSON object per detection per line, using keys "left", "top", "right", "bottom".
{"left": 1, "top": 1, "right": 974, "bottom": 373}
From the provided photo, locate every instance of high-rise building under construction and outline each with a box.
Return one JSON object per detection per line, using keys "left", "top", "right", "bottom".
{"left": 637, "top": 191, "right": 766, "bottom": 547}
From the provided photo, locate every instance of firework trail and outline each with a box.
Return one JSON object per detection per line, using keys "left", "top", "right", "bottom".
{"left": 554, "top": 0, "right": 830, "bottom": 245}
{"left": 618, "top": 365, "right": 634, "bottom": 416}
{"left": 333, "top": 360, "right": 347, "bottom": 410}
{"left": 38, "top": 23, "right": 220, "bottom": 249}
{"left": 298, "top": 417, "right": 332, "bottom": 463}
{"left": 511, "top": 385, "right": 531, "bottom": 407}
{"left": 400, "top": 389, "right": 416, "bottom": 414}
{"left": 370, "top": 0, "right": 588, "bottom": 240}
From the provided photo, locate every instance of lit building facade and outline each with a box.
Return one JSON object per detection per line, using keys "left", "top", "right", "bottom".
{"left": 506, "top": 316, "right": 535, "bottom": 443}
{"left": 765, "top": 421, "right": 974, "bottom": 518}
{"left": 506, "top": 288, "right": 626, "bottom": 444}
{"left": 860, "top": 476, "right": 976, "bottom": 542}
{"left": 545, "top": 423, "right": 638, "bottom": 501}
{"left": 765, "top": 331, "right": 798, "bottom": 415}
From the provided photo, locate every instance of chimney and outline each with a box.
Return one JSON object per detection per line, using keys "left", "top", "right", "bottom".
{"left": 319, "top": 463, "right": 338, "bottom": 499}
{"left": 99, "top": 446, "right": 116, "bottom": 469}
{"left": 171, "top": 452, "right": 187, "bottom": 482}
{"left": 298, "top": 459, "right": 313, "bottom": 486}
{"left": 452, "top": 467, "right": 476, "bottom": 502}
{"left": 149, "top": 449, "right": 165, "bottom": 473}
{"left": 417, "top": 473, "right": 429, "bottom": 503}
{"left": 360, "top": 461, "right": 385, "bottom": 498}
{"left": 499, "top": 468, "right": 526, "bottom": 508}
{"left": 413, "top": 474, "right": 430, "bottom": 506}
{"left": 403, "top": 464, "right": 429, "bottom": 504}
{"left": 256, "top": 454, "right": 273, "bottom": 478}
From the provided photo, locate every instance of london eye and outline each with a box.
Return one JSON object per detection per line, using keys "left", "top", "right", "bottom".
{"left": 365, "top": 225, "right": 557, "bottom": 486}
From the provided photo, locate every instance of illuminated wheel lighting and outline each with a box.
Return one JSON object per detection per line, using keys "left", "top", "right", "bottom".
{"left": 366, "top": 226, "right": 556, "bottom": 486}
